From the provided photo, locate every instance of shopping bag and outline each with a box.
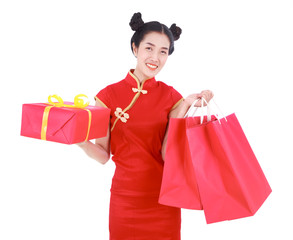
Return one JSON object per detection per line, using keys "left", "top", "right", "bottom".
{"left": 186, "top": 111, "right": 272, "bottom": 223}
{"left": 159, "top": 99, "right": 216, "bottom": 210}
{"left": 159, "top": 98, "right": 272, "bottom": 224}
{"left": 159, "top": 116, "right": 203, "bottom": 210}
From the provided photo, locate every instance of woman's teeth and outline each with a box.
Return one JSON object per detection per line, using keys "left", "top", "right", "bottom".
{"left": 146, "top": 63, "right": 158, "bottom": 70}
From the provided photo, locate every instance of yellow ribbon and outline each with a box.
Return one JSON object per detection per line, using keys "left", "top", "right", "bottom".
{"left": 48, "top": 94, "right": 89, "bottom": 108}
{"left": 41, "top": 94, "right": 92, "bottom": 142}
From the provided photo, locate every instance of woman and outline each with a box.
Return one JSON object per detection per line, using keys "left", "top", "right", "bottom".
{"left": 78, "top": 12, "right": 213, "bottom": 240}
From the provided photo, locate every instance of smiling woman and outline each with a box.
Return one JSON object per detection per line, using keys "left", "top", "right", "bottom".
{"left": 132, "top": 32, "right": 170, "bottom": 81}
{"left": 77, "top": 12, "right": 213, "bottom": 240}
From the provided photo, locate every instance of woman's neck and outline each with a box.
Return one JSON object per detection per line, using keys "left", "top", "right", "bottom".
{"left": 132, "top": 69, "right": 149, "bottom": 83}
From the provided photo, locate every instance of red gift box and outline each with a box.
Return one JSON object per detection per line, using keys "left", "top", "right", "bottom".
{"left": 21, "top": 95, "right": 110, "bottom": 144}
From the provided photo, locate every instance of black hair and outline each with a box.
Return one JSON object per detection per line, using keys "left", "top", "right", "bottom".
{"left": 129, "top": 12, "right": 182, "bottom": 55}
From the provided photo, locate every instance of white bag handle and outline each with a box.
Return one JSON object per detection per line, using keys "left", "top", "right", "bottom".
{"left": 184, "top": 98, "right": 211, "bottom": 119}
{"left": 184, "top": 98, "right": 200, "bottom": 118}
{"left": 184, "top": 97, "right": 227, "bottom": 124}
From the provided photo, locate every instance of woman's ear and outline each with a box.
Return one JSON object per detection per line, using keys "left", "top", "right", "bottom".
{"left": 132, "top": 42, "right": 138, "bottom": 57}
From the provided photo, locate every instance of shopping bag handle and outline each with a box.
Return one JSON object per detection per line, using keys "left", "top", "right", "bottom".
{"left": 184, "top": 98, "right": 210, "bottom": 119}
{"left": 184, "top": 98, "right": 227, "bottom": 124}
{"left": 184, "top": 98, "right": 199, "bottom": 118}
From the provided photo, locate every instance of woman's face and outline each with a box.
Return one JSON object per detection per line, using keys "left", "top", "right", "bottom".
{"left": 132, "top": 31, "right": 170, "bottom": 81}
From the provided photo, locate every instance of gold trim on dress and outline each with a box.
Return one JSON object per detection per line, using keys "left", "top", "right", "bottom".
{"left": 171, "top": 98, "right": 184, "bottom": 111}
{"left": 111, "top": 71, "right": 151, "bottom": 132}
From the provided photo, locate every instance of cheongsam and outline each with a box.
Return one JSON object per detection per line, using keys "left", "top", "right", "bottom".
{"left": 95, "top": 70, "right": 183, "bottom": 240}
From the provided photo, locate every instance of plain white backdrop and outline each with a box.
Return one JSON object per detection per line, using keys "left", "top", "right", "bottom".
{"left": 1, "top": 0, "right": 292, "bottom": 239}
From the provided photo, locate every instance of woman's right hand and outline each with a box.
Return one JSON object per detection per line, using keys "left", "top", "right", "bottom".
{"left": 76, "top": 100, "right": 111, "bottom": 164}
{"left": 76, "top": 139, "right": 110, "bottom": 165}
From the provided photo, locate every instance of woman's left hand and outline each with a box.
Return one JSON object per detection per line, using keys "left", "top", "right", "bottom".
{"left": 185, "top": 90, "right": 214, "bottom": 107}
{"left": 169, "top": 90, "right": 214, "bottom": 119}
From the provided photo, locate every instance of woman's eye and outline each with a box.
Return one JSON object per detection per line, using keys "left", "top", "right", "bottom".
{"left": 146, "top": 47, "right": 152, "bottom": 51}
{"left": 161, "top": 51, "right": 167, "bottom": 55}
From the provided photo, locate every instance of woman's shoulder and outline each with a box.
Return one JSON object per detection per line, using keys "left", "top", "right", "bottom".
{"left": 156, "top": 80, "right": 183, "bottom": 105}
{"left": 156, "top": 80, "right": 180, "bottom": 94}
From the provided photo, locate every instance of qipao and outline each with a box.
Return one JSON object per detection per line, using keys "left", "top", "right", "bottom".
{"left": 95, "top": 70, "right": 183, "bottom": 240}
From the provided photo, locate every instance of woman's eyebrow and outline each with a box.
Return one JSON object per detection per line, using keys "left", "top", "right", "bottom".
{"left": 146, "top": 42, "right": 155, "bottom": 47}
{"left": 146, "top": 42, "right": 169, "bottom": 50}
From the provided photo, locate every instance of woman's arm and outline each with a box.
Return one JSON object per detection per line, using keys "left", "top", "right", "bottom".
{"left": 76, "top": 101, "right": 111, "bottom": 165}
{"left": 161, "top": 90, "right": 213, "bottom": 160}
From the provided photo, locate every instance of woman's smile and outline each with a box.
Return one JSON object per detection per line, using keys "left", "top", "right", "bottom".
{"left": 146, "top": 63, "right": 158, "bottom": 70}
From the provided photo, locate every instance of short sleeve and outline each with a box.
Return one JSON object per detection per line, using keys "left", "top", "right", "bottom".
{"left": 95, "top": 86, "right": 110, "bottom": 108}
{"left": 170, "top": 87, "right": 183, "bottom": 110}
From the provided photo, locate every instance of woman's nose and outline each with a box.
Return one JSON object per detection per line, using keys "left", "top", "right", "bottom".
{"left": 149, "top": 51, "right": 159, "bottom": 62}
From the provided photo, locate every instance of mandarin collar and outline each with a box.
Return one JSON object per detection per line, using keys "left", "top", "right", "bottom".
{"left": 124, "top": 70, "right": 157, "bottom": 88}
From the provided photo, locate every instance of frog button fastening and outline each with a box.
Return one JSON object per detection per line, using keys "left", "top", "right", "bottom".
{"left": 114, "top": 107, "right": 129, "bottom": 123}
{"left": 132, "top": 88, "right": 148, "bottom": 94}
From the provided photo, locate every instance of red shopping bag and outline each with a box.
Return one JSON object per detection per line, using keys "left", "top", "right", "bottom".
{"left": 159, "top": 99, "right": 271, "bottom": 224}
{"left": 186, "top": 113, "right": 272, "bottom": 223}
{"left": 159, "top": 117, "right": 204, "bottom": 210}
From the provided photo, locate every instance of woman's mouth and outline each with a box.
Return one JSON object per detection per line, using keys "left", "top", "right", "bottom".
{"left": 146, "top": 63, "right": 158, "bottom": 71}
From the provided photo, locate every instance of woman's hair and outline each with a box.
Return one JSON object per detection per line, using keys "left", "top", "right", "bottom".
{"left": 129, "top": 12, "right": 182, "bottom": 55}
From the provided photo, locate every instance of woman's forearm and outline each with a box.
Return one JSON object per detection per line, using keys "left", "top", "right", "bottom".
{"left": 172, "top": 100, "right": 191, "bottom": 118}
{"left": 77, "top": 141, "right": 110, "bottom": 165}
{"left": 161, "top": 100, "right": 190, "bottom": 160}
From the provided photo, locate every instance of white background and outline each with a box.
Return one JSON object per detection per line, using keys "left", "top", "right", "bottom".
{"left": 1, "top": 0, "right": 292, "bottom": 239}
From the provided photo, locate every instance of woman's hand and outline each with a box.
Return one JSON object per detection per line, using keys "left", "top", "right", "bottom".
{"left": 76, "top": 100, "right": 111, "bottom": 165}
{"left": 185, "top": 90, "right": 214, "bottom": 107}
{"left": 167, "top": 90, "right": 214, "bottom": 120}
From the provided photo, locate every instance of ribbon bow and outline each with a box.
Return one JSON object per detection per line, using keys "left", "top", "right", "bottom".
{"left": 48, "top": 94, "right": 89, "bottom": 108}
{"left": 132, "top": 88, "right": 148, "bottom": 94}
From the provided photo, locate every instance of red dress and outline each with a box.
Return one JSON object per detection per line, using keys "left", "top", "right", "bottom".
{"left": 95, "top": 70, "right": 183, "bottom": 240}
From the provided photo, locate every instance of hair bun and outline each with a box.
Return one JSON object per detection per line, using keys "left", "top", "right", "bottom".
{"left": 169, "top": 24, "right": 182, "bottom": 41}
{"left": 129, "top": 12, "right": 144, "bottom": 31}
